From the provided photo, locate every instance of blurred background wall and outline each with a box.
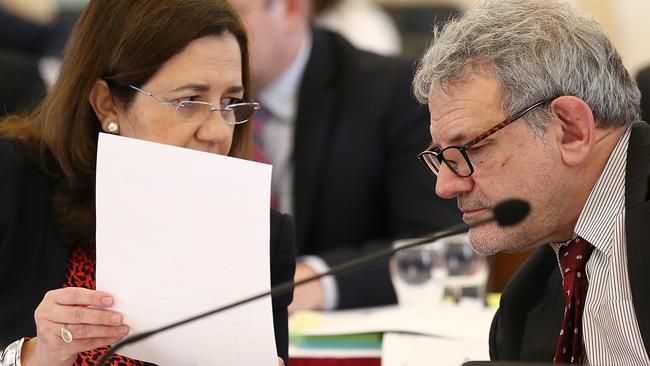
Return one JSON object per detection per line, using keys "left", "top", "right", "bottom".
{"left": 372, "top": 0, "right": 650, "bottom": 75}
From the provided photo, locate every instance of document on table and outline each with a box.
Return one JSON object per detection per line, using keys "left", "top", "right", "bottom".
{"left": 290, "top": 301, "right": 494, "bottom": 363}
{"left": 95, "top": 133, "right": 277, "bottom": 365}
{"left": 292, "top": 301, "right": 495, "bottom": 342}
{"left": 382, "top": 333, "right": 489, "bottom": 366}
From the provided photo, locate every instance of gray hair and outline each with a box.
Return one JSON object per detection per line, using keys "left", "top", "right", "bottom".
{"left": 413, "top": 0, "right": 641, "bottom": 131}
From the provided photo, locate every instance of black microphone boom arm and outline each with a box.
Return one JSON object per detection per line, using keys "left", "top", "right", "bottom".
{"left": 99, "top": 199, "right": 528, "bottom": 364}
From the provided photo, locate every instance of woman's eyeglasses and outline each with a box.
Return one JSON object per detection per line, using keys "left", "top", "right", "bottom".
{"left": 129, "top": 85, "right": 260, "bottom": 125}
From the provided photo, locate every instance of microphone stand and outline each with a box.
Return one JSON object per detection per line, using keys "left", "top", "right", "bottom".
{"left": 99, "top": 218, "right": 491, "bottom": 364}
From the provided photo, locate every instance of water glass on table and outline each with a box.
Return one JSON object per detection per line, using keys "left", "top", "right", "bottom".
{"left": 442, "top": 234, "right": 489, "bottom": 302}
{"left": 389, "top": 239, "right": 448, "bottom": 308}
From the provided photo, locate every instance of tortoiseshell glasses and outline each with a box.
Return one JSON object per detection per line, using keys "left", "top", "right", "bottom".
{"left": 418, "top": 99, "right": 553, "bottom": 178}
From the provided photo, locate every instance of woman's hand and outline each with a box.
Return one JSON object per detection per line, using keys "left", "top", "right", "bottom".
{"left": 21, "top": 287, "right": 129, "bottom": 366}
{"left": 278, "top": 356, "right": 285, "bottom": 366}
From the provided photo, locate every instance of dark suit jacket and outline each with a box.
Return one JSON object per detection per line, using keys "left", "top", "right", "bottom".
{"left": 489, "top": 122, "right": 650, "bottom": 361}
{"left": 0, "top": 48, "right": 45, "bottom": 116}
{"left": 0, "top": 138, "right": 296, "bottom": 363}
{"left": 292, "top": 29, "right": 461, "bottom": 309}
{"left": 0, "top": 7, "right": 77, "bottom": 57}
{"left": 636, "top": 66, "right": 650, "bottom": 124}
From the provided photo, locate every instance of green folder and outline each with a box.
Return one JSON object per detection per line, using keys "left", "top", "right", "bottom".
{"left": 290, "top": 332, "right": 383, "bottom": 349}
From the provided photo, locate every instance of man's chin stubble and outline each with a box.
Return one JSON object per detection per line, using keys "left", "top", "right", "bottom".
{"left": 468, "top": 227, "right": 533, "bottom": 256}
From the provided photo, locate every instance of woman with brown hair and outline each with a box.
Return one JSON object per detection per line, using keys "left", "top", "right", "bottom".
{"left": 0, "top": 1, "right": 295, "bottom": 365}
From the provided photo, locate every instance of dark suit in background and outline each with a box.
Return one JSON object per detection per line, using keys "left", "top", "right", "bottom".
{"left": 636, "top": 65, "right": 650, "bottom": 123}
{"left": 0, "top": 7, "right": 78, "bottom": 116}
{"left": 0, "top": 49, "right": 45, "bottom": 115}
{"left": 292, "top": 29, "right": 460, "bottom": 309}
{"left": 0, "top": 7, "right": 78, "bottom": 57}
{"left": 488, "top": 122, "right": 650, "bottom": 362}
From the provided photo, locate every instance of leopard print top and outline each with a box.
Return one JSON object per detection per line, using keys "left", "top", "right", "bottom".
{"left": 64, "top": 246, "right": 148, "bottom": 366}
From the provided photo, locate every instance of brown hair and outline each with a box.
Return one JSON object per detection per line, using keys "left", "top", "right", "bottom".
{"left": 0, "top": 0, "right": 251, "bottom": 248}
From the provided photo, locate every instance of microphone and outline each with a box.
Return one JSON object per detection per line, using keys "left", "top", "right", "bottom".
{"left": 98, "top": 199, "right": 529, "bottom": 364}
{"left": 492, "top": 199, "right": 529, "bottom": 227}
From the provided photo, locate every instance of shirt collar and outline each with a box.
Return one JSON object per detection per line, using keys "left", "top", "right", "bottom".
{"left": 257, "top": 34, "right": 313, "bottom": 122}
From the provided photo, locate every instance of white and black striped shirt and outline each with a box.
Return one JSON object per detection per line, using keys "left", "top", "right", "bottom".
{"left": 550, "top": 127, "right": 649, "bottom": 365}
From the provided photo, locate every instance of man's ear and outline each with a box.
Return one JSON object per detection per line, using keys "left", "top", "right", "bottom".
{"left": 548, "top": 96, "right": 596, "bottom": 167}
{"left": 89, "top": 79, "right": 121, "bottom": 132}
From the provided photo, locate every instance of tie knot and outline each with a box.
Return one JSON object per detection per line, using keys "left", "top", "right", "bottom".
{"left": 559, "top": 236, "right": 594, "bottom": 273}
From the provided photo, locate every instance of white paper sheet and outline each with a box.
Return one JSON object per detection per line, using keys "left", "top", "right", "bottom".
{"left": 95, "top": 133, "right": 277, "bottom": 365}
{"left": 381, "top": 333, "right": 489, "bottom": 366}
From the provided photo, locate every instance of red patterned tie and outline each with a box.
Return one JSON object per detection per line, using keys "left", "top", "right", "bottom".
{"left": 553, "top": 236, "right": 594, "bottom": 364}
{"left": 251, "top": 107, "right": 279, "bottom": 209}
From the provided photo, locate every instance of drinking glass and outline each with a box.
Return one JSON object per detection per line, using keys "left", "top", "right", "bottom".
{"left": 389, "top": 240, "right": 448, "bottom": 308}
{"left": 441, "top": 234, "right": 489, "bottom": 302}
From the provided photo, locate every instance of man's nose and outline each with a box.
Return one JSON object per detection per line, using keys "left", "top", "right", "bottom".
{"left": 434, "top": 162, "right": 474, "bottom": 199}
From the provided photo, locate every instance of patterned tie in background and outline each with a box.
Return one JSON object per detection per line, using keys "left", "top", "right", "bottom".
{"left": 251, "top": 107, "right": 279, "bottom": 209}
{"left": 554, "top": 236, "right": 595, "bottom": 364}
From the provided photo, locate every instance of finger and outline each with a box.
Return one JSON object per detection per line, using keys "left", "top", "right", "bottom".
{"left": 31, "top": 325, "right": 122, "bottom": 363}
{"left": 48, "top": 287, "right": 114, "bottom": 307}
{"left": 50, "top": 306, "right": 123, "bottom": 326}
{"left": 63, "top": 324, "right": 129, "bottom": 340}
{"left": 67, "top": 337, "right": 124, "bottom": 355}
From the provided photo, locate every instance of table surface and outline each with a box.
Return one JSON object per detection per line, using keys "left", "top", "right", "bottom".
{"left": 288, "top": 301, "right": 495, "bottom": 366}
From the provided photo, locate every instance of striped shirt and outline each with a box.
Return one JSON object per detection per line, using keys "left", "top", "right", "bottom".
{"left": 550, "top": 127, "right": 649, "bottom": 365}
{"left": 257, "top": 34, "right": 312, "bottom": 216}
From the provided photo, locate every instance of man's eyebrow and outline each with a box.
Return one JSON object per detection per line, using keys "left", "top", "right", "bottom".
{"left": 428, "top": 132, "right": 469, "bottom": 151}
{"left": 447, "top": 132, "right": 469, "bottom": 145}
{"left": 427, "top": 141, "right": 441, "bottom": 151}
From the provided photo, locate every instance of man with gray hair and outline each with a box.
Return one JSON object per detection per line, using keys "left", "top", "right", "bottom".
{"left": 413, "top": 0, "right": 649, "bottom": 364}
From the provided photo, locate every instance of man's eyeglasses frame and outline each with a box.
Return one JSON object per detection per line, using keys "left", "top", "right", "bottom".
{"left": 418, "top": 99, "right": 553, "bottom": 178}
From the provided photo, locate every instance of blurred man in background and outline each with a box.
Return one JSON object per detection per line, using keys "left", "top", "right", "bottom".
{"left": 313, "top": 0, "right": 402, "bottom": 56}
{"left": 229, "top": 0, "right": 460, "bottom": 311}
{"left": 0, "top": 0, "right": 82, "bottom": 115}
